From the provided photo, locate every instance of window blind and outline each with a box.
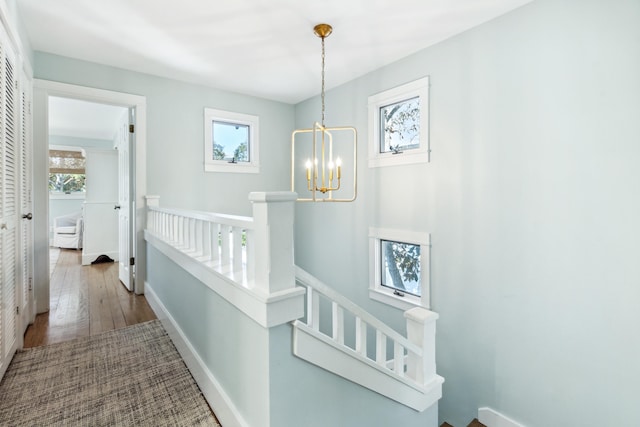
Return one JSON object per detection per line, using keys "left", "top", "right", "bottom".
{"left": 49, "top": 149, "right": 85, "bottom": 174}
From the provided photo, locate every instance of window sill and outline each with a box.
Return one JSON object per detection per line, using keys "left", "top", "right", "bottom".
{"left": 368, "top": 149, "right": 429, "bottom": 168}
{"left": 204, "top": 163, "right": 260, "bottom": 174}
{"left": 49, "top": 192, "right": 86, "bottom": 200}
{"left": 369, "top": 287, "right": 426, "bottom": 311}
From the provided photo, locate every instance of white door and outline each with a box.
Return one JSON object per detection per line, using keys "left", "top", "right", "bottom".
{"left": 19, "top": 71, "right": 34, "bottom": 331}
{"left": 117, "top": 109, "right": 134, "bottom": 290}
{"left": 0, "top": 32, "right": 21, "bottom": 379}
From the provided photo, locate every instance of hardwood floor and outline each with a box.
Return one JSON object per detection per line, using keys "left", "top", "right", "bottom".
{"left": 24, "top": 248, "right": 157, "bottom": 348}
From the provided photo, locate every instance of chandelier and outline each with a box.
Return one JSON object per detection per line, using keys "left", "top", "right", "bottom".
{"left": 291, "top": 24, "right": 357, "bottom": 202}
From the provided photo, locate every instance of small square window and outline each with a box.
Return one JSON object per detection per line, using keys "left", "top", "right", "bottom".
{"left": 379, "top": 97, "right": 420, "bottom": 154}
{"left": 370, "top": 228, "right": 430, "bottom": 310}
{"left": 212, "top": 120, "right": 250, "bottom": 163}
{"left": 368, "top": 76, "right": 429, "bottom": 168}
{"left": 204, "top": 108, "right": 259, "bottom": 173}
{"left": 380, "top": 239, "right": 421, "bottom": 297}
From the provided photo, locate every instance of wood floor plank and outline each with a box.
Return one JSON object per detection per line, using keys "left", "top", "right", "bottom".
{"left": 23, "top": 249, "right": 157, "bottom": 348}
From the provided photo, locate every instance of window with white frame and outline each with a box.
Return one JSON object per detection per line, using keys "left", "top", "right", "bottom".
{"left": 204, "top": 108, "right": 259, "bottom": 173}
{"left": 368, "top": 76, "right": 430, "bottom": 168}
{"left": 49, "top": 147, "right": 86, "bottom": 195}
{"left": 369, "top": 227, "right": 430, "bottom": 310}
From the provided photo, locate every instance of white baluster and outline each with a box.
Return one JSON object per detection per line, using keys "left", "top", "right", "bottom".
{"left": 393, "top": 342, "right": 405, "bottom": 377}
{"left": 356, "top": 317, "right": 367, "bottom": 356}
{"left": 332, "top": 302, "right": 344, "bottom": 345}
{"left": 145, "top": 196, "right": 159, "bottom": 233}
{"left": 202, "top": 221, "right": 211, "bottom": 260}
{"left": 220, "top": 224, "right": 231, "bottom": 268}
{"left": 211, "top": 223, "right": 220, "bottom": 264}
{"left": 244, "top": 228, "right": 255, "bottom": 283}
{"left": 376, "top": 330, "right": 387, "bottom": 366}
{"left": 306, "top": 288, "right": 320, "bottom": 331}
{"left": 232, "top": 227, "right": 243, "bottom": 272}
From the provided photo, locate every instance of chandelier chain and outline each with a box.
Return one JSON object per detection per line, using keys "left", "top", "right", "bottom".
{"left": 321, "top": 34, "right": 326, "bottom": 126}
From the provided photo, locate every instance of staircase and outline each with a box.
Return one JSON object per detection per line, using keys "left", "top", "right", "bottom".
{"left": 143, "top": 192, "right": 443, "bottom": 427}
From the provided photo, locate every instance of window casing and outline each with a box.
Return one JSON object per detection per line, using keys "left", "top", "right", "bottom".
{"left": 368, "top": 76, "right": 430, "bottom": 168}
{"left": 204, "top": 108, "right": 259, "bottom": 173}
{"left": 369, "top": 227, "right": 431, "bottom": 310}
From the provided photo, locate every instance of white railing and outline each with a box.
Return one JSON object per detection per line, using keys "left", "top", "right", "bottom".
{"left": 146, "top": 202, "right": 255, "bottom": 285}
{"left": 144, "top": 192, "right": 305, "bottom": 328}
{"left": 144, "top": 192, "right": 442, "bottom": 412}
{"left": 293, "top": 266, "right": 443, "bottom": 411}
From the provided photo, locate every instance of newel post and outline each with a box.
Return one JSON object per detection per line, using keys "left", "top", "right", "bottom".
{"left": 405, "top": 307, "right": 439, "bottom": 386}
{"left": 249, "top": 192, "right": 298, "bottom": 295}
{"left": 145, "top": 195, "right": 160, "bottom": 232}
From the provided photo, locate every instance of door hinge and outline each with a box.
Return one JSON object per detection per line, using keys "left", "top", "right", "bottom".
{"left": 129, "top": 124, "right": 135, "bottom": 133}
{"left": 16, "top": 306, "right": 19, "bottom": 315}
{"left": 130, "top": 257, "right": 135, "bottom": 266}
{"left": 29, "top": 277, "right": 33, "bottom": 291}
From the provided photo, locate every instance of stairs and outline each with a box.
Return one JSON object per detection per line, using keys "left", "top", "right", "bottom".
{"left": 441, "top": 419, "right": 487, "bottom": 427}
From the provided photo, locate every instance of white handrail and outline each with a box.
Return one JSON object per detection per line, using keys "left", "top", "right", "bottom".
{"left": 295, "top": 266, "right": 422, "bottom": 357}
{"left": 149, "top": 205, "right": 254, "bottom": 229}
{"left": 294, "top": 265, "right": 439, "bottom": 391}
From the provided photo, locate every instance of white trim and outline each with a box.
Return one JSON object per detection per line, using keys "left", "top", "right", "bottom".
{"left": 478, "top": 407, "right": 526, "bottom": 427}
{"left": 368, "top": 76, "right": 430, "bottom": 168}
{"left": 204, "top": 108, "right": 259, "bottom": 173}
{"left": 369, "top": 227, "right": 431, "bottom": 310}
{"left": 144, "top": 229, "right": 305, "bottom": 328}
{"left": 144, "top": 282, "right": 250, "bottom": 427}
{"left": 49, "top": 193, "right": 86, "bottom": 200}
{"left": 34, "top": 80, "right": 147, "bottom": 303}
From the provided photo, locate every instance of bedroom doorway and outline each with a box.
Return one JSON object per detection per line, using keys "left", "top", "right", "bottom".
{"left": 33, "top": 80, "right": 147, "bottom": 316}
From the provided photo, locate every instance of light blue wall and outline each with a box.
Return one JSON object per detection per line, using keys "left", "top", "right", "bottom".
{"left": 34, "top": 52, "right": 294, "bottom": 216}
{"left": 293, "top": 0, "right": 640, "bottom": 426}
{"left": 146, "top": 246, "right": 271, "bottom": 427}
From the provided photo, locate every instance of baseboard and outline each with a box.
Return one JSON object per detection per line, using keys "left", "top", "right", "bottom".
{"left": 478, "top": 407, "right": 524, "bottom": 427}
{"left": 144, "top": 281, "right": 250, "bottom": 427}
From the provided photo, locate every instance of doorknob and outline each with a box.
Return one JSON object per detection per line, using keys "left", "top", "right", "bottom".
{"left": 114, "top": 205, "right": 121, "bottom": 210}
{"left": 22, "top": 213, "right": 33, "bottom": 220}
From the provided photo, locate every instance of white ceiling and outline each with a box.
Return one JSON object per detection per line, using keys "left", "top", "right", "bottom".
{"left": 18, "top": 0, "right": 533, "bottom": 104}
{"left": 49, "top": 97, "right": 128, "bottom": 140}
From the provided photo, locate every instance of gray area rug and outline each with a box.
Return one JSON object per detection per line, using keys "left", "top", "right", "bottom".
{"left": 0, "top": 320, "right": 220, "bottom": 426}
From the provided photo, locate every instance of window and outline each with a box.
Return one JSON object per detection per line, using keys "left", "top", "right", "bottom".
{"left": 204, "top": 108, "right": 259, "bottom": 173}
{"left": 369, "top": 227, "right": 430, "bottom": 310}
{"left": 49, "top": 148, "right": 86, "bottom": 195}
{"left": 368, "top": 76, "right": 429, "bottom": 168}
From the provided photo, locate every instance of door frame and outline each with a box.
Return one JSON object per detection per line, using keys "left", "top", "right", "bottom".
{"left": 33, "top": 80, "right": 147, "bottom": 313}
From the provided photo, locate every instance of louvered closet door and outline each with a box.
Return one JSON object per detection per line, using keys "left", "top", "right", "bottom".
{"left": 0, "top": 27, "right": 20, "bottom": 379}
{"left": 19, "top": 70, "right": 33, "bottom": 331}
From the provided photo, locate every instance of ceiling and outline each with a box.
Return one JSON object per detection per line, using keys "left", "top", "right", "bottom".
{"left": 49, "top": 97, "right": 128, "bottom": 140}
{"left": 18, "top": 0, "right": 532, "bottom": 104}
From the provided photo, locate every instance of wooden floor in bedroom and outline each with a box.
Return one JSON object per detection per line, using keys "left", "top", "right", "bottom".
{"left": 24, "top": 248, "right": 156, "bottom": 348}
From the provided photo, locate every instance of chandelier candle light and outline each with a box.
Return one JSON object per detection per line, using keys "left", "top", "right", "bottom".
{"left": 291, "top": 23, "right": 357, "bottom": 202}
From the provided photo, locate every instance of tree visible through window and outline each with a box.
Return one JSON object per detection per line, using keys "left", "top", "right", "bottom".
{"left": 49, "top": 149, "right": 86, "bottom": 193}
{"left": 212, "top": 120, "right": 250, "bottom": 163}
{"left": 381, "top": 239, "right": 421, "bottom": 297}
{"left": 379, "top": 97, "right": 420, "bottom": 154}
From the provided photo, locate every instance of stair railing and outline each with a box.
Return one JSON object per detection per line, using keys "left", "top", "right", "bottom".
{"left": 293, "top": 266, "right": 442, "bottom": 410}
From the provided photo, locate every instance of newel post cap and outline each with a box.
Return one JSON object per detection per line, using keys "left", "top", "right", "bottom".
{"left": 404, "top": 307, "right": 439, "bottom": 324}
